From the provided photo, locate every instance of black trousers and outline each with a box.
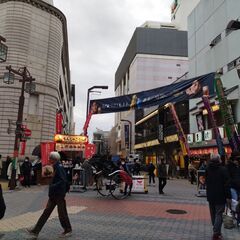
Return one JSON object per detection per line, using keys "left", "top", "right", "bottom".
{"left": 33, "top": 197, "right": 72, "bottom": 234}
{"left": 24, "top": 174, "right": 31, "bottom": 187}
{"left": 209, "top": 203, "right": 225, "bottom": 235}
{"left": 149, "top": 173, "right": 155, "bottom": 184}
{"left": 158, "top": 177, "right": 167, "bottom": 192}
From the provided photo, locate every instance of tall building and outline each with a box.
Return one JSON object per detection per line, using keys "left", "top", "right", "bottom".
{"left": 187, "top": 0, "right": 240, "bottom": 154}
{"left": 115, "top": 22, "right": 189, "bottom": 157}
{"left": 0, "top": 0, "right": 75, "bottom": 158}
{"left": 171, "top": 0, "right": 200, "bottom": 30}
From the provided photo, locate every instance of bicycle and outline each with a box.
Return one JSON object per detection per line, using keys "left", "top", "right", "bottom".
{"left": 89, "top": 155, "right": 132, "bottom": 200}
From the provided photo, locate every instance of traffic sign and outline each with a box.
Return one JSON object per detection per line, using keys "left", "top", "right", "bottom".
{"left": 24, "top": 128, "right": 32, "bottom": 137}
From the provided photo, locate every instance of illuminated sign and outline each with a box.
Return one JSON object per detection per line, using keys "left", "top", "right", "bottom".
{"left": 204, "top": 130, "right": 212, "bottom": 141}
{"left": 55, "top": 143, "right": 85, "bottom": 152}
{"left": 54, "top": 134, "right": 88, "bottom": 144}
{"left": 164, "top": 134, "right": 178, "bottom": 143}
{"left": 195, "top": 132, "right": 202, "bottom": 142}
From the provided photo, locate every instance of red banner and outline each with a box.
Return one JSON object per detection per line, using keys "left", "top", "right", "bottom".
{"left": 41, "top": 142, "right": 55, "bottom": 177}
{"left": 56, "top": 112, "right": 63, "bottom": 134}
{"left": 85, "top": 143, "right": 96, "bottom": 159}
{"left": 20, "top": 141, "right": 26, "bottom": 156}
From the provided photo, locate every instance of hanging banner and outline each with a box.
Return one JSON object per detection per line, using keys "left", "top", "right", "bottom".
{"left": 20, "top": 141, "right": 26, "bottom": 156}
{"left": 214, "top": 75, "right": 240, "bottom": 152}
{"left": 85, "top": 143, "right": 96, "bottom": 159}
{"left": 168, "top": 103, "right": 190, "bottom": 156}
{"left": 202, "top": 90, "right": 225, "bottom": 157}
{"left": 56, "top": 112, "right": 63, "bottom": 134}
{"left": 90, "top": 73, "right": 215, "bottom": 114}
{"left": 41, "top": 142, "right": 55, "bottom": 177}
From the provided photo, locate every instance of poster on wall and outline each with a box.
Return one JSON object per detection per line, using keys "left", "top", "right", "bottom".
{"left": 41, "top": 142, "right": 55, "bottom": 177}
{"left": 196, "top": 113, "right": 204, "bottom": 131}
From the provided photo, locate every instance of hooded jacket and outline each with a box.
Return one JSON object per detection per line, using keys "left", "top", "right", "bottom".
{"left": 206, "top": 160, "right": 231, "bottom": 204}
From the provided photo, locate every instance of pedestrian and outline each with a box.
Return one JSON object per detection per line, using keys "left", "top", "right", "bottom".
{"left": 132, "top": 159, "right": 141, "bottom": 175}
{"left": 5, "top": 156, "right": 11, "bottom": 180}
{"left": 157, "top": 158, "right": 167, "bottom": 194}
{"left": 206, "top": 154, "right": 231, "bottom": 240}
{"left": 21, "top": 157, "right": 32, "bottom": 187}
{"left": 188, "top": 160, "right": 196, "bottom": 184}
{"left": 148, "top": 161, "right": 155, "bottom": 185}
{"left": 7, "top": 161, "right": 20, "bottom": 189}
{"left": 26, "top": 151, "right": 72, "bottom": 238}
{"left": 120, "top": 158, "right": 132, "bottom": 196}
{"left": 82, "top": 158, "right": 93, "bottom": 190}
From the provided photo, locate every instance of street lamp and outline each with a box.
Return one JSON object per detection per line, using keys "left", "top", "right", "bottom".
{"left": 0, "top": 36, "right": 8, "bottom": 63}
{"left": 86, "top": 85, "right": 108, "bottom": 118}
{"left": 120, "top": 119, "right": 132, "bottom": 154}
{"left": 3, "top": 65, "right": 35, "bottom": 190}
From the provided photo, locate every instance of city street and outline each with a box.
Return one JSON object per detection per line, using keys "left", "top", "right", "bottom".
{"left": 1, "top": 179, "right": 239, "bottom": 240}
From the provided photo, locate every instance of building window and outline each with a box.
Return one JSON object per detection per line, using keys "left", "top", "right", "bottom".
{"left": 209, "top": 34, "right": 221, "bottom": 48}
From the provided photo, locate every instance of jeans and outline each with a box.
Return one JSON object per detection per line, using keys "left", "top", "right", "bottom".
{"left": 149, "top": 173, "right": 155, "bottom": 184}
{"left": 209, "top": 203, "right": 225, "bottom": 235}
{"left": 231, "top": 188, "right": 239, "bottom": 200}
{"left": 33, "top": 197, "right": 72, "bottom": 234}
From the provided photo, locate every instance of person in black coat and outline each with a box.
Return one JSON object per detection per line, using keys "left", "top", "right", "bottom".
{"left": 157, "top": 158, "right": 167, "bottom": 194}
{"left": 21, "top": 157, "right": 32, "bottom": 187}
{"left": 148, "top": 162, "right": 155, "bottom": 185}
{"left": 206, "top": 154, "right": 231, "bottom": 240}
{"left": 26, "top": 152, "right": 72, "bottom": 238}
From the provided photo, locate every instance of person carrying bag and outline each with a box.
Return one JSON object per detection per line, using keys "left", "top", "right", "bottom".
{"left": 0, "top": 184, "right": 6, "bottom": 219}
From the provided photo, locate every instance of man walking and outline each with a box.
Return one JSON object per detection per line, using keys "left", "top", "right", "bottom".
{"left": 148, "top": 162, "right": 155, "bottom": 186}
{"left": 206, "top": 154, "right": 231, "bottom": 240}
{"left": 157, "top": 158, "right": 167, "bottom": 194}
{"left": 27, "top": 151, "right": 72, "bottom": 238}
{"left": 21, "top": 157, "right": 32, "bottom": 187}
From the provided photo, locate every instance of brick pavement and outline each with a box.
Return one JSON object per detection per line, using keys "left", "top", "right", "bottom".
{"left": 0, "top": 179, "right": 239, "bottom": 240}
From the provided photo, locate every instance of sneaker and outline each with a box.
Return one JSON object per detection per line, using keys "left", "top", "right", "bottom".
{"left": 59, "top": 230, "right": 72, "bottom": 238}
{"left": 25, "top": 228, "right": 38, "bottom": 238}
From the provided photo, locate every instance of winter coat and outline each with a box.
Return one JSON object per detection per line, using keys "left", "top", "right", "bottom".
{"left": 206, "top": 160, "right": 231, "bottom": 204}
{"left": 48, "top": 161, "right": 68, "bottom": 198}
{"left": 21, "top": 160, "right": 32, "bottom": 175}
{"left": 7, "top": 162, "right": 20, "bottom": 180}
{"left": 227, "top": 161, "right": 240, "bottom": 191}
{"left": 157, "top": 163, "right": 167, "bottom": 178}
{"left": 148, "top": 163, "right": 155, "bottom": 175}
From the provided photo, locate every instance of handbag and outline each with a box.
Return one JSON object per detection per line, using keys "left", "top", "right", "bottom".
{"left": 223, "top": 208, "right": 235, "bottom": 229}
{"left": 0, "top": 184, "right": 6, "bottom": 219}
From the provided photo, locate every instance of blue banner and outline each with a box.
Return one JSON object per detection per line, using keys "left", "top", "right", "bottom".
{"left": 90, "top": 72, "right": 215, "bottom": 114}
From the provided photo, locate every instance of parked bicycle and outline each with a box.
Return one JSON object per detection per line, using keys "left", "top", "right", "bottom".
{"left": 89, "top": 155, "right": 132, "bottom": 200}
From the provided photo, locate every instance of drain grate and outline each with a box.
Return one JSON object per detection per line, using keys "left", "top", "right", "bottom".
{"left": 166, "top": 209, "right": 187, "bottom": 215}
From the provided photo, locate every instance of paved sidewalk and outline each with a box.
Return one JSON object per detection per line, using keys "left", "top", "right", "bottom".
{"left": 0, "top": 179, "right": 239, "bottom": 239}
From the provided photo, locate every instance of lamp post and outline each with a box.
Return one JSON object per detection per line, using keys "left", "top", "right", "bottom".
{"left": 3, "top": 65, "right": 35, "bottom": 190}
{"left": 120, "top": 119, "right": 132, "bottom": 154}
{"left": 86, "top": 85, "right": 108, "bottom": 118}
{"left": 0, "top": 36, "right": 8, "bottom": 62}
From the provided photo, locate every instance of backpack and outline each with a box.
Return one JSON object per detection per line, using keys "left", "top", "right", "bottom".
{"left": 0, "top": 184, "right": 6, "bottom": 219}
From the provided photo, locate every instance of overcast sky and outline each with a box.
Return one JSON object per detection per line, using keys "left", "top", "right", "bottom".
{"left": 53, "top": 0, "right": 172, "bottom": 140}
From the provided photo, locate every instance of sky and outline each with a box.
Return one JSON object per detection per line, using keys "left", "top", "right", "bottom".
{"left": 53, "top": 0, "right": 173, "bottom": 140}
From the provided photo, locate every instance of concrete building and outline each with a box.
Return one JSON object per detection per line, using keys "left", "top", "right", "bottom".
{"left": 0, "top": 0, "right": 74, "bottom": 158}
{"left": 171, "top": 0, "right": 200, "bottom": 30}
{"left": 187, "top": 0, "right": 240, "bottom": 152}
{"left": 93, "top": 129, "right": 110, "bottom": 155}
{"left": 115, "top": 22, "right": 189, "bottom": 157}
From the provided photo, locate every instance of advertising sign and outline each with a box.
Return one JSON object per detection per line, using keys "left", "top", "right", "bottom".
{"left": 41, "top": 142, "right": 55, "bottom": 177}
{"left": 85, "top": 143, "right": 96, "bottom": 159}
{"left": 55, "top": 112, "right": 63, "bottom": 134}
{"left": 204, "top": 130, "right": 212, "bottom": 141}
{"left": 195, "top": 132, "right": 202, "bottom": 142}
{"left": 124, "top": 124, "right": 130, "bottom": 149}
{"left": 197, "top": 170, "right": 206, "bottom": 197}
{"left": 90, "top": 73, "right": 215, "bottom": 114}
{"left": 132, "top": 176, "right": 146, "bottom": 193}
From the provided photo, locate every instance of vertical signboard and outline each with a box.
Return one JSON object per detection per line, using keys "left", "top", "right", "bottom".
{"left": 56, "top": 112, "right": 63, "bottom": 134}
{"left": 41, "top": 142, "right": 55, "bottom": 177}
{"left": 124, "top": 124, "right": 130, "bottom": 150}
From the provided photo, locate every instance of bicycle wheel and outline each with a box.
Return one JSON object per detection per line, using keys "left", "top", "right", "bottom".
{"left": 95, "top": 174, "right": 111, "bottom": 197}
{"left": 110, "top": 171, "right": 132, "bottom": 200}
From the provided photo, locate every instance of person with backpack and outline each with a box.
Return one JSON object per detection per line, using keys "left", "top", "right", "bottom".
{"left": 26, "top": 151, "right": 72, "bottom": 238}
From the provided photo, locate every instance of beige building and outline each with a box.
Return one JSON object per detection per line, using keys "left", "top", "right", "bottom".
{"left": 0, "top": 0, "right": 74, "bottom": 158}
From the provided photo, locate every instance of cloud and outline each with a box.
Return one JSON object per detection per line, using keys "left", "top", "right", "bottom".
{"left": 54, "top": 0, "right": 172, "bottom": 139}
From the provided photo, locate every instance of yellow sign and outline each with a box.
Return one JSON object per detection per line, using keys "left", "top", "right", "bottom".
{"left": 54, "top": 134, "right": 88, "bottom": 144}
{"left": 164, "top": 134, "right": 178, "bottom": 143}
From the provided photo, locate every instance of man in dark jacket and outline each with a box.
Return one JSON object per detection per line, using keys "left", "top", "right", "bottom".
{"left": 157, "top": 158, "right": 167, "bottom": 194}
{"left": 206, "top": 154, "right": 231, "bottom": 240}
{"left": 148, "top": 162, "right": 156, "bottom": 185}
{"left": 27, "top": 152, "right": 72, "bottom": 238}
{"left": 21, "top": 157, "right": 32, "bottom": 187}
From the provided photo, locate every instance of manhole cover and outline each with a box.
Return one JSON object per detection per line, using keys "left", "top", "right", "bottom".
{"left": 166, "top": 209, "right": 187, "bottom": 215}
